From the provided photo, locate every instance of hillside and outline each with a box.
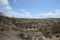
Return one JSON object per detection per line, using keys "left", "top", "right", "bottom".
{"left": 0, "top": 13, "right": 60, "bottom": 40}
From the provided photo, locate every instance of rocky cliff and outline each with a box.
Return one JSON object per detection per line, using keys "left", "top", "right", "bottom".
{"left": 0, "top": 13, "right": 60, "bottom": 40}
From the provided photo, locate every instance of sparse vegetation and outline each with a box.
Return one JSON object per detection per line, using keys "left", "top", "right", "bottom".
{"left": 0, "top": 13, "right": 60, "bottom": 40}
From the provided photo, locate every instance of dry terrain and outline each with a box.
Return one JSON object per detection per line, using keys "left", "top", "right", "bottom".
{"left": 0, "top": 13, "right": 60, "bottom": 40}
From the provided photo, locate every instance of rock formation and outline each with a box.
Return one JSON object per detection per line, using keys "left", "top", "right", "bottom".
{"left": 0, "top": 13, "right": 60, "bottom": 40}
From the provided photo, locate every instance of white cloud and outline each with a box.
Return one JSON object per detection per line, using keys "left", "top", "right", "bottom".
{"left": 37, "top": 10, "right": 60, "bottom": 18}
{"left": 0, "top": 0, "right": 60, "bottom": 18}
{"left": 23, "top": 12, "right": 30, "bottom": 16}
{"left": 4, "top": 10, "right": 33, "bottom": 18}
{"left": 0, "top": 0, "right": 32, "bottom": 18}
{"left": 5, "top": 11, "right": 21, "bottom": 18}
{"left": 22, "top": 12, "right": 32, "bottom": 18}
{"left": 3, "top": 5, "right": 12, "bottom": 10}
{"left": 0, "top": 0, "right": 8, "bottom": 6}
{"left": 2, "top": 9, "right": 60, "bottom": 18}
{"left": 0, "top": 0, "right": 12, "bottom": 11}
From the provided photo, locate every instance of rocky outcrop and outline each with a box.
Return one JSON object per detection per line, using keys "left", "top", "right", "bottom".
{"left": 0, "top": 13, "right": 60, "bottom": 40}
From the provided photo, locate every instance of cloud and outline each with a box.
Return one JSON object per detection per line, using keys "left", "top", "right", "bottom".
{"left": 3, "top": 5, "right": 12, "bottom": 10}
{"left": 0, "top": 0, "right": 60, "bottom": 18}
{"left": 0, "top": 0, "right": 12, "bottom": 11}
{"left": 0, "top": 0, "right": 32, "bottom": 18}
{"left": 37, "top": 10, "right": 60, "bottom": 18}
{"left": 0, "top": 0, "right": 8, "bottom": 6}
{"left": 4, "top": 10, "right": 33, "bottom": 18}
{"left": 22, "top": 11, "right": 32, "bottom": 18}
{"left": 2, "top": 9, "right": 60, "bottom": 18}
{"left": 5, "top": 11, "right": 21, "bottom": 18}
{"left": 18, "top": 9, "right": 60, "bottom": 18}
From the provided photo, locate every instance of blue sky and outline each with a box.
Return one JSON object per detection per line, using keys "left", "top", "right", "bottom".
{"left": 0, "top": 0, "right": 60, "bottom": 18}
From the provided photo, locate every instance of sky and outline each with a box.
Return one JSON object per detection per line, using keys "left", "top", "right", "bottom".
{"left": 0, "top": 0, "right": 60, "bottom": 18}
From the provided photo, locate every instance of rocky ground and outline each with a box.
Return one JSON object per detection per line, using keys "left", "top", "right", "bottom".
{"left": 0, "top": 25, "right": 42, "bottom": 40}
{"left": 0, "top": 13, "right": 60, "bottom": 40}
{"left": 0, "top": 26, "right": 60, "bottom": 40}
